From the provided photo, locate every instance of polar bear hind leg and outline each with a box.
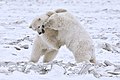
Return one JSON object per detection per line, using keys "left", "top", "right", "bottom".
{"left": 68, "top": 40, "right": 95, "bottom": 63}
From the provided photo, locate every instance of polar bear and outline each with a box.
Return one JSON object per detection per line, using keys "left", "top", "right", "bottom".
{"left": 43, "top": 12, "right": 96, "bottom": 63}
{"left": 29, "top": 9, "right": 67, "bottom": 63}
{"left": 29, "top": 9, "right": 96, "bottom": 63}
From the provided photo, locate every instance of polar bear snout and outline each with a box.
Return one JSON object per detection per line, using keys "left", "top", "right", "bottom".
{"left": 38, "top": 29, "right": 45, "bottom": 35}
{"left": 38, "top": 32, "right": 42, "bottom": 35}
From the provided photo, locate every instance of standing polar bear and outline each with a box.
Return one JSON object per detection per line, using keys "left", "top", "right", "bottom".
{"left": 29, "top": 9, "right": 96, "bottom": 63}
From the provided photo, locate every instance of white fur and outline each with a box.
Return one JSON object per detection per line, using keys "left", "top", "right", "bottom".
{"left": 30, "top": 10, "right": 96, "bottom": 63}
{"left": 29, "top": 13, "right": 59, "bottom": 63}
{"left": 44, "top": 12, "right": 96, "bottom": 63}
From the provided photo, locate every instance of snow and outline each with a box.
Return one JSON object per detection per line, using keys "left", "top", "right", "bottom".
{"left": 0, "top": 0, "right": 120, "bottom": 80}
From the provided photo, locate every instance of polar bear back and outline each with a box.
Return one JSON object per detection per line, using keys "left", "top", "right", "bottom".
{"left": 46, "top": 12, "right": 92, "bottom": 41}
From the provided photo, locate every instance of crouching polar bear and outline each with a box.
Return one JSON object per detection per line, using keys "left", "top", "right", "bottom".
{"left": 29, "top": 9, "right": 96, "bottom": 63}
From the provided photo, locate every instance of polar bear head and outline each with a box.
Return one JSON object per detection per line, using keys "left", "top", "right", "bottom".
{"left": 29, "top": 11, "right": 55, "bottom": 35}
{"left": 44, "top": 13, "right": 61, "bottom": 30}
{"left": 29, "top": 9, "right": 67, "bottom": 34}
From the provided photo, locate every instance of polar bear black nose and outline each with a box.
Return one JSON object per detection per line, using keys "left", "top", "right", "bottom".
{"left": 38, "top": 32, "right": 42, "bottom": 35}
{"left": 38, "top": 29, "right": 45, "bottom": 35}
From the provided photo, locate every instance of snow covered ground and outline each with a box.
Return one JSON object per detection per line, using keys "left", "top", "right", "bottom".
{"left": 0, "top": 0, "right": 120, "bottom": 80}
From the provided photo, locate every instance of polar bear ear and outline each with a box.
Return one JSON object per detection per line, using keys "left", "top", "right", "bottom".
{"left": 55, "top": 9, "right": 67, "bottom": 13}
{"left": 46, "top": 11, "right": 55, "bottom": 17}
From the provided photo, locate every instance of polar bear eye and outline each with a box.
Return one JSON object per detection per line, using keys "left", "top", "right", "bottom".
{"left": 38, "top": 26, "right": 40, "bottom": 28}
